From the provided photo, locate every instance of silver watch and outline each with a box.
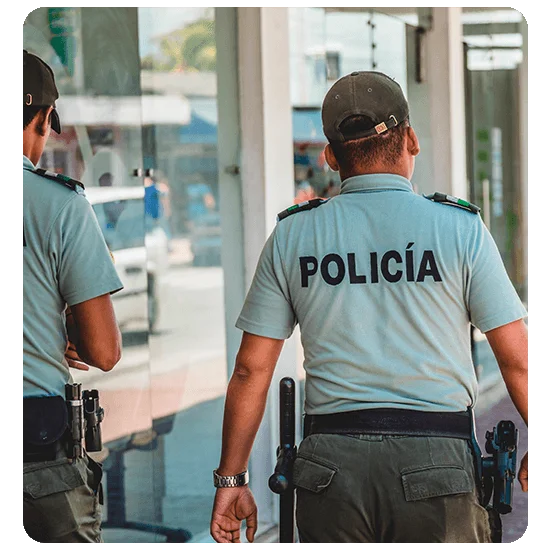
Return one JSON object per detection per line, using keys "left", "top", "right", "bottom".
{"left": 213, "top": 469, "right": 249, "bottom": 488}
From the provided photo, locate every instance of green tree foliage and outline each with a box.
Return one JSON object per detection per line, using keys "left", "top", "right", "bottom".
{"left": 144, "top": 18, "right": 216, "bottom": 72}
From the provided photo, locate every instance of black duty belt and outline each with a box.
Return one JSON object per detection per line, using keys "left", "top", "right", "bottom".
{"left": 304, "top": 408, "right": 472, "bottom": 440}
{"left": 23, "top": 438, "right": 67, "bottom": 462}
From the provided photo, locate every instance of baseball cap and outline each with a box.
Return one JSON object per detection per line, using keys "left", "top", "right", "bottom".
{"left": 322, "top": 71, "right": 409, "bottom": 143}
{"left": 23, "top": 49, "right": 61, "bottom": 134}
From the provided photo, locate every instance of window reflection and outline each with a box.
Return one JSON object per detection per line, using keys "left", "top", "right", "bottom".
{"left": 27, "top": 6, "right": 228, "bottom": 539}
{"left": 140, "top": 7, "right": 227, "bottom": 540}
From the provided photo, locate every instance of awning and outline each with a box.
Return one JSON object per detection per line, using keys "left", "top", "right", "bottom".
{"left": 56, "top": 94, "right": 191, "bottom": 126}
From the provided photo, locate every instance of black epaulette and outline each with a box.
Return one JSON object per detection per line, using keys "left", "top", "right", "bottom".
{"left": 423, "top": 192, "right": 480, "bottom": 214}
{"left": 33, "top": 168, "right": 85, "bottom": 192}
{"left": 277, "top": 198, "right": 330, "bottom": 222}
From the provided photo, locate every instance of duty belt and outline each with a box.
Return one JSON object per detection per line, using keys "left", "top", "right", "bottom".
{"left": 23, "top": 438, "right": 68, "bottom": 462}
{"left": 304, "top": 408, "right": 472, "bottom": 439}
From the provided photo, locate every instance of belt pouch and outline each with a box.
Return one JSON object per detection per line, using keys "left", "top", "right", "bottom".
{"left": 23, "top": 396, "right": 68, "bottom": 461}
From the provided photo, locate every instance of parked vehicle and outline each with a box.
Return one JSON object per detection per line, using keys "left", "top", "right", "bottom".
{"left": 85, "top": 186, "right": 169, "bottom": 332}
{"left": 190, "top": 211, "right": 222, "bottom": 266}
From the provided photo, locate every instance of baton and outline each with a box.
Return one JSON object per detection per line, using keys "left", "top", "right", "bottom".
{"left": 268, "top": 377, "right": 297, "bottom": 543}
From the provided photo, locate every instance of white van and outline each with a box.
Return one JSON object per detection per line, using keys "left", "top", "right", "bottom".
{"left": 85, "top": 186, "right": 169, "bottom": 332}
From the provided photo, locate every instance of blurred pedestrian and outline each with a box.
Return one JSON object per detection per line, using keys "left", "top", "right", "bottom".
{"left": 210, "top": 71, "right": 527, "bottom": 543}
{"left": 23, "top": 49, "right": 123, "bottom": 542}
{"left": 294, "top": 167, "right": 316, "bottom": 204}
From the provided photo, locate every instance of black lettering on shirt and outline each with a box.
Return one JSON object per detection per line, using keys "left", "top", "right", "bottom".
{"left": 321, "top": 254, "right": 345, "bottom": 286}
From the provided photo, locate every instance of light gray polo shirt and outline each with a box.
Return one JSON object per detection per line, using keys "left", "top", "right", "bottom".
{"left": 23, "top": 155, "right": 123, "bottom": 398}
{"left": 236, "top": 173, "right": 527, "bottom": 415}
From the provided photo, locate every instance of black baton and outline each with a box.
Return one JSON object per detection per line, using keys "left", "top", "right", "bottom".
{"left": 269, "top": 378, "right": 297, "bottom": 543}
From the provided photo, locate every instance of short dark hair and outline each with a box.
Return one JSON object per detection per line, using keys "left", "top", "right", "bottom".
{"left": 23, "top": 105, "right": 50, "bottom": 134}
{"left": 329, "top": 115, "right": 410, "bottom": 172}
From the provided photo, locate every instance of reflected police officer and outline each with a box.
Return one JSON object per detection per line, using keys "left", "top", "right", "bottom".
{"left": 210, "top": 71, "right": 528, "bottom": 543}
{"left": 23, "top": 50, "right": 124, "bottom": 542}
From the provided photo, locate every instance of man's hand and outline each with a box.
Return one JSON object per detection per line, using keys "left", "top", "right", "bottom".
{"left": 518, "top": 452, "right": 528, "bottom": 492}
{"left": 211, "top": 486, "right": 257, "bottom": 543}
{"left": 65, "top": 341, "right": 90, "bottom": 371}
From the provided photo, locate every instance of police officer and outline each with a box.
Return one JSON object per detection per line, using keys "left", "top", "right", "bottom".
{"left": 209, "top": 71, "right": 528, "bottom": 543}
{"left": 23, "top": 50, "right": 124, "bottom": 542}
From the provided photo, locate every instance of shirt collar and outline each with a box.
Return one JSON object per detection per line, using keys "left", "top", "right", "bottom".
{"left": 23, "top": 155, "right": 36, "bottom": 171}
{"left": 339, "top": 173, "right": 413, "bottom": 195}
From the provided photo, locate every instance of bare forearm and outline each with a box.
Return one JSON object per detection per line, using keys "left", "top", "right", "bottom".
{"left": 486, "top": 319, "right": 528, "bottom": 426}
{"left": 217, "top": 368, "right": 274, "bottom": 476}
{"left": 500, "top": 367, "right": 528, "bottom": 426}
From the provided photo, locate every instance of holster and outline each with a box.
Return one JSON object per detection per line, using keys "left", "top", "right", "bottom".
{"left": 466, "top": 408, "right": 502, "bottom": 543}
{"left": 23, "top": 396, "right": 68, "bottom": 462}
{"left": 487, "top": 508, "right": 503, "bottom": 543}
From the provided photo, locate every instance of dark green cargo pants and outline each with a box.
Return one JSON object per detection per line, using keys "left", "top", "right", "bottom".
{"left": 23, "top": 452, "right": 103, "bottom": 542}
{"left": 294, "top": 433, "right": 492, "bottom": 543}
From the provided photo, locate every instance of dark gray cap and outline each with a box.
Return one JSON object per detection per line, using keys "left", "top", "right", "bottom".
{"left": 23, "top": 49, "right": 61, "bottom": 134}
{"left": 322, "top": 71, "right": 409, "bottom": 142}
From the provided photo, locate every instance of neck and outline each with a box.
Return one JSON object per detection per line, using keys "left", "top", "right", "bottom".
{"left": 340, "top": 163, "right": 411, "bottom": 182}
{"left": 23, "top": 132, "right": 43, "bottom": 166}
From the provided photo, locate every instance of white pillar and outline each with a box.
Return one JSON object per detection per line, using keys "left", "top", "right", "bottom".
{"left": 236, "top": 6, "right": 299, "bottom": 526}
{"left": 238, "top": 7, "right": 295, "bottom": 280}
{"left": 215, "top": 7, "right": 246, "bottom": 374}
{"left": 425, "top": 7, "right": 468, "bottom": 198}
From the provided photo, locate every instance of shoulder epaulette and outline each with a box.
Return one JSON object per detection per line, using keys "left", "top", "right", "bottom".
{"left": 277, "top": 198, "right": 330, "bottom": 222}
{"left": 33, "top": 168, "right": 85, "bottom": 192}
{"left": 423, "top": 192, "right": 480, "bottom": 214}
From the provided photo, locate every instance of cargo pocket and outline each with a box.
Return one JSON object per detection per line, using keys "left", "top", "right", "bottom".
{"left": 401, "top": 465, "right": 474, "bottom": 502}
{"left": 293, "top": 455, "right": 338, "bottom": 493}
{"left": 23, "top": 460, "right": 86, "bottom": 541}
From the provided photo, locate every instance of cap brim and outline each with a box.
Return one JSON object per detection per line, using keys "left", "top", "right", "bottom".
{"left": 51, "top": 108, "right": 61, "bottom": 134}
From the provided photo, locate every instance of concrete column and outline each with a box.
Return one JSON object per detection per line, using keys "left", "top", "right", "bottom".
{"left": 215, "top": 7, "right": 246, "bottom": 374}
{"left": 406, "top": 25, "right": 434, "bottom": 195}
{"left": 239, "top": 6, "right": 299, "bottom": 526}
{"left": 217, "top": 6, "right": 299, "bottom": 527}
{"left": 424, "top": 7, "right": 468, "bottom": 198}
{"left": 237, "top": 7, "right": 295, "bottom": 280}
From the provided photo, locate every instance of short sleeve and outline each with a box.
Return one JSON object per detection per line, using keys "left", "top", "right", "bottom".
{"left": 236, "top": 229, "right": 297, "bottom": 339}
{"left": 51, "top": 194, "right": 124, "bottom": 306}
{"left": 464, "top": 217, "right": 527, "bottom": 333}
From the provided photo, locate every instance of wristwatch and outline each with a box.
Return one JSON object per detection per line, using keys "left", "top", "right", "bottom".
{"left": 213, "top": 469, "right": 249, "bottom": 488}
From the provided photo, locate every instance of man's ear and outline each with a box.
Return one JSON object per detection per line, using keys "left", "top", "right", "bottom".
{"left": 406, "top": 126, "right": 420, "bottom": 157}
{"left": 324, "top": 143, "right": 340, "bottom": 172}
{"left": 37, "top": 106, "right": 54, "bottom": 136}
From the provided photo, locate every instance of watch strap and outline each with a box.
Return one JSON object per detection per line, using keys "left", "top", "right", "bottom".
{"left": 213, "top": 469, "right": 249, "bottom": 488}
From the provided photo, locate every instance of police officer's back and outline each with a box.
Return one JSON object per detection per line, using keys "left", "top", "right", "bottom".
{"left": 210, "top": 71, "right": 528, "bottom": 543}
{"left": 23, "top": 50, "right": 123, "bottom": 542}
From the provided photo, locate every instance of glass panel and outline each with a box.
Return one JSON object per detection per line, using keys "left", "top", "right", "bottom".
{"left": 24, "top": 8, "right": 160, "bottom": 542}
{"left": 463, "top": 19, "right": 526, "bottom": 391}
{"left": 464, "top": 19, "right": 525, "bottom": 292}
{"left": 138, "top": 7, "right": 227, "bottom": 540}
{"left": 289, "top": 8, "right": 408, "bottom": 201}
